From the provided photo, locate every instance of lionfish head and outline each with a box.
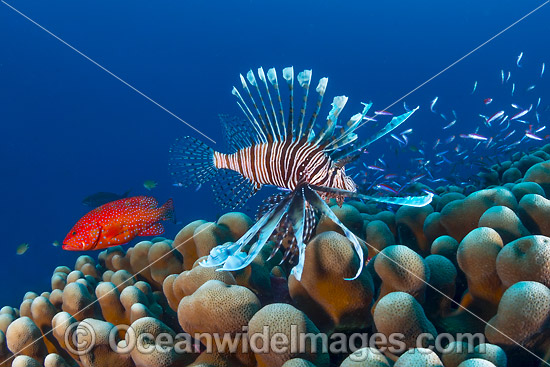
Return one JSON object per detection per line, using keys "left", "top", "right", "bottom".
{"left": 330, "top": 166, "right": 357, "bottom": 193}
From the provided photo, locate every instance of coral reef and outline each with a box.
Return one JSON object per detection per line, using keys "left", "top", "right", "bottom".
{"left": 5, "top": 146, "right": 550, "bottom": 366}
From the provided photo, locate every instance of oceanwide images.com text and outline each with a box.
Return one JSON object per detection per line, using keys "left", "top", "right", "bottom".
{"left": 68, "top": 321, "right": 485, "bottom": 358}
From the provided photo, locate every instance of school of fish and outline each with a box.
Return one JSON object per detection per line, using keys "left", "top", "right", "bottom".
{"left": 352, "top": 52, "right": 548, "bottom": 196}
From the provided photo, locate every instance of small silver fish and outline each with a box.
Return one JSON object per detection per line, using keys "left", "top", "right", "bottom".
{"left": 443, "top": 120, "right": 456, "bottom": 129}
{"left": 430, "top": 97, "right": 438, "bottom": 112}
{"left": 525, "top": 132, "right": 543, "bottom": 141}
{"left": 517, "top": 52, "right": 523, "bottom": 67}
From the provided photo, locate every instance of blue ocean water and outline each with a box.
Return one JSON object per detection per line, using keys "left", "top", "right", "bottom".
{"left": 0, "top": 0, "right": 548, "bottom": 307}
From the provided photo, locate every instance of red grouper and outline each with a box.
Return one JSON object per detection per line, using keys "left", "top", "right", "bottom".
{"left": 63, "top": 196, "right": 174, "bottom": 251}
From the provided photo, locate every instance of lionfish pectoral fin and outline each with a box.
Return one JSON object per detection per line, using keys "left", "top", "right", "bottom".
{"left": 332, "top": 107, "right": 419, "bottom": 161}
{"left": 303, "top": 185, "right": 364, "bottom": 281}
{"left": 211, "top": 169, "right": 259, "bottom": 210}
{"left": 218, "top": 192, "right": 294, "bottom": 272}
{"left": 362, "top": 191, "right": 435, "bottom": 207}
{"left": 200, "top": 202, "right": 276, "bottom": 269}
{"left": 310, "top": 185, "right": 434, "bottom": 208}
{"left": 285, "top": 188, "right": 307, "bottom": 281}
{"left": 169, "top": 136, "right": 217, "bottom": 187}
{"left": 200, "top": 242, "right": 241, "bottom": 268}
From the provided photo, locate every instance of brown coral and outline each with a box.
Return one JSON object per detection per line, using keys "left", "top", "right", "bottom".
{"left": 424, "top": 254, "right": 457, "bottom": 317}
{"left": 365, "top": 220, "right": 395, "bottom": 254}
{"left": 477, "top": 205, "right": 530, "bottom": 244}
{"left": 5, "top": 317, "right": 48, "bottom": 364}
{"left": 523, "top": 160, "right": 550, "bottom": 196}
{"left": 517, "top": 193, "right": 550, "bottom": 236}
{"left": 289, "top": 231, "right": 374, "bottom": 333}
{"left": 496, "top": 235, "right": 550, "bottom": 288}
{"left": 373, "top": 293, "right": 437, "bottom": 353}
{"left": 486, "top": 281, "right": 550, "bottom": 349}
{"left": 393, "top": 348, "right": 443, "bottom": 366}
{"left": 339, "top": 347, "right": 391, "bottom": 367}
{"left": 395, "top": 204, "right": 434, "bottom": 255}
{"left": 456, "top": 227, "right": 504, "bottom": 312}
{"left": 439, "top": 187, "right": 517, "bottom": 241}
{"left": 177, "top": 280, "right": 260, "bottom": 336}
{"left": 373, "top": 245, "right": 430, "bottom": 307}
{"left": 247, "top": 303, "right": 329, "bottom": 367}
{"left": 316, "top": 204, "right": 364, "bottom": 238}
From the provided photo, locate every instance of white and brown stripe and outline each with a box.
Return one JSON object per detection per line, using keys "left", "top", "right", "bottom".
{"left": 213, "top": 138, "right": 350, "bottom": 191}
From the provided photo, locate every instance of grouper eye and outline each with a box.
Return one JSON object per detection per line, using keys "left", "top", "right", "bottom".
{"left": 72, "top": 231, "right": 77, "bottom": 235}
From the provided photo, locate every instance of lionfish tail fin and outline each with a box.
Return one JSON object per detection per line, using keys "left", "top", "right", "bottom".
{"left": 169, "top": 136, "right": 217, "bottom": 187}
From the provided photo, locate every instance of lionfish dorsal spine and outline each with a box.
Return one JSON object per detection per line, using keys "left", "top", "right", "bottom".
{"left": 257, "top": 67, "right": 282, "bottom": 140}
{"left": 296, "top": 69, "right": 312, "bottom": 139}
{"left": 267, "top": 67, "right": 287, "bottom": 137}
{"left": 232, "top": 87, "right": 268, "bottom": 143}
{"left": 313, "top": 95, "right": 348, "bottom": 146}
{"left": 282, "top": 66, "right": 295, "bottom": 140}
{"left": 246, "top": 70, "right": 278, "bottom": 141}
{"left": 305, "top": 77, "right": 328, "bottom": 143}
{"left": 240, "top": 73, "right": 275, "bottom": 141}
{"left": 324, "top": 102, "right": 372, "bottom": 151}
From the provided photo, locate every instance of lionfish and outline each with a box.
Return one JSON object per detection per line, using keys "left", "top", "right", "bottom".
{"left": 169, "top": 67, "right": 433, "bottom": 280}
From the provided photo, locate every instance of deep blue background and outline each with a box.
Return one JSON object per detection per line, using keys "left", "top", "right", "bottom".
{"left": 0, "top": 0, "right": 548, "bottom": 307}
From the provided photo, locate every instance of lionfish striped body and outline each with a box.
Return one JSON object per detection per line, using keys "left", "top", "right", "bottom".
{"left": 213, "top": 140, "right": 355, "bottom": 192}
{"left": 170, "top": 66, "right": 433, "bottom": 280}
